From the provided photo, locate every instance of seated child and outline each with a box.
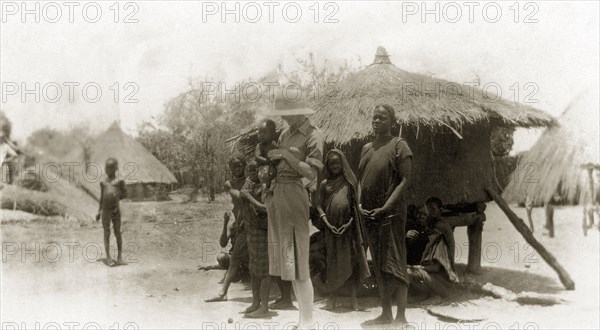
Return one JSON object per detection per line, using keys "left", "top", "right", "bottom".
{"left": 408, "top": 197, "right": 458, "bottom": 299}
{"left": 406, "top": 204, "right": 430, "bottom": 265}
{"left": 255, "top": 119, "right": 278, "bottom": 188}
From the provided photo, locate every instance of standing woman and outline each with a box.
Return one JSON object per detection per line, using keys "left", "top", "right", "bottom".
{"left": 359, "top": 104, "right": 412, "bottom": 326}
{"left": 265, "top": 94, "right": 324, "bottom": 328}
{"left": 316, "top": 149, "right": 370, "bottom": 311}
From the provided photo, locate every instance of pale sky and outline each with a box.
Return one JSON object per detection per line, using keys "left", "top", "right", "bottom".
{"left": 2, "top": 1, "right": 599, "bottom": 154}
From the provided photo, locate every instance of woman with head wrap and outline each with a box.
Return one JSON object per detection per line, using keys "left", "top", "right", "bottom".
{"left": 315, "top": 149, "right": 370, "bottom": 311}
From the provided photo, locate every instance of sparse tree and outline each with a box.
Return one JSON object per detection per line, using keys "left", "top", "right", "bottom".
{"left": 136, "top": 53, "right": 359, "bottom": 200}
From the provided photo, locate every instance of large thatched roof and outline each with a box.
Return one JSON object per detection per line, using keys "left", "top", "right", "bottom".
{"left": 231, "top": 47, "right": 556, "bottom": 205}
{"left": 311, "top": 46, "right": 554, "bottom": 145}
{"left": 503, "top": 89, "right": 600, "bottom": 205}
{"left": 234, "top": 47, "right": 553, "bottom": 147}
{"left": 65, "top": 122, "right": 177, "bottom": 199}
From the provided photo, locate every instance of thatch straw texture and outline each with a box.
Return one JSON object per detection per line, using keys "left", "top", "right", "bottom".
{"left": 1, "top": 165, "right": 97, "bottom": 222}
{"left": 64, "top": 122, "right": 177, "bottom": 200}
{"left": 503, "top": 90, "right": 600, "bottom": 205}
{"left": 311, "top": 61, "right": 553, "bottom": 145}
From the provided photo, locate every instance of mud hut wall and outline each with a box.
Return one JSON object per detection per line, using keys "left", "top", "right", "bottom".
{"left": 124, "top": 182, "right": 169, "bottom": 201}
{"left": 324, "top": 124, "right": 495, "bottom": 206}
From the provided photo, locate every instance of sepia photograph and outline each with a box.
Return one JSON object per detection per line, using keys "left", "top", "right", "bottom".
{"left": 1, "top": 1, "right": 599, "bottom": 329}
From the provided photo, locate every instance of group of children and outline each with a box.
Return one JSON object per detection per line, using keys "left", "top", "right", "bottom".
{"left": 205, "top": 118, "right": 461, "bottom": 319}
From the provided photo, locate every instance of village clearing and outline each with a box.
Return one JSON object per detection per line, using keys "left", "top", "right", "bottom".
{"left": 1, "top": 194, "right": 598, "bottom": 329}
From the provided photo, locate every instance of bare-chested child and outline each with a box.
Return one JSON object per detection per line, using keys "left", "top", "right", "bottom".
{"left": 255, "top": 119, "right": 278, "bottom": 189}
{"left": 206, "top": 156, "right": 249, "bottom": 302}
{"left": 96, "top": 158, "right": 127, "bottom": 267}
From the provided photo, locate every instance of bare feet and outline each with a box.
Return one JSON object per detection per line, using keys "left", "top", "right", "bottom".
{"left": 322, "top": 296, "right": 336, "bottom": 311}
{"left": 204, "top": 294, "right": 227, "bottom": 302}
{"left": 242, "top": 304, "right": 260, "bottom": 314}
{"left": 106, "top": 258, "right": 116, "bottom": 267}
{"left": 245, "top": 307, "right": 269, "bottom": 318}
{"left": 269, "top": 299, "right": 295, "bottom": 310}
{"left": 268, "top": 298, "right": 282, "bottom": 307}
{"left": 362, "top": 314, "right": 394, "bottom": 326}
{"left": 392, "top": 317, "right": 409, "bottom": 329}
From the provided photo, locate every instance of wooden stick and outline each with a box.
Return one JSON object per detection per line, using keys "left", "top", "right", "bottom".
{"left": 441, "top": 122, "right": 463, "bottom": 139}
{"left": 224, "top": 128, "right": 257, "bottom": 143}
{"left": 585, "top": 168, "right": 597, "bottom": 231}
{"left": 485, "top": 187, "right": 575, "bottom": 290}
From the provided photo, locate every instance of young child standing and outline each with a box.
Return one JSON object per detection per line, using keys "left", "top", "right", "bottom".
{"left": 206, "top": 156, "right": 249, "bottom": 302}
{"left": 239, "top": 160, "right": 271, "bottom": 318}
{"left": 316, "top": 149, "right": 370, "bottom": 311}
{"left": 96, "top": 158, "right": 127, "bottom": 267}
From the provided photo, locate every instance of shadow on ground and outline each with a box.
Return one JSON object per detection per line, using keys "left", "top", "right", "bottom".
{"left": 456, "top": 264, "right": 563, "bottom": 294}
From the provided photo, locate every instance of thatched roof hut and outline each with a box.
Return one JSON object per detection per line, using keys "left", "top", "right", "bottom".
{"left": 311, "top": 48, "right": 552, "bottom": 144}
{"left": 65, "top": 122, "right": 177, "bottom": 201}
{"left": 235, "top": 46, "right": 554, "bottom": 206}
{"left": 231, "top": 47, "right": 580, "bottom": 289}
{"left": 503, "top": 89, "right": 600, "bottom": 206}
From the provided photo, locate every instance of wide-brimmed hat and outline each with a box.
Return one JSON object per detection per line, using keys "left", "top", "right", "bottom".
{"left": 264, "top": 95, "right": 315, "bottom": 116}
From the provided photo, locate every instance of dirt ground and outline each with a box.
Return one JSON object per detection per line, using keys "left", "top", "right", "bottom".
{"left": 1, "top": 194, "right": 598, "bottom": 329}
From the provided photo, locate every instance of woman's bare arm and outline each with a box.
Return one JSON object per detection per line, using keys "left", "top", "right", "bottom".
{"left": 382, "top": 158, "right": 412, "bottom": 211}
{"left": 315, "top": 181, "right": 326, "bottom": 216}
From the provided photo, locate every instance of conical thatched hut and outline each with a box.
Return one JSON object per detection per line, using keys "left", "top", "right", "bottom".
{"left": 65, "top": 122, "right": 177, "bottom": 201}
{"left": 236, "top": 47, "right": 554, "bottom": 206}
{"left": 503, "top": 89, "right": 600, "bottom": 206}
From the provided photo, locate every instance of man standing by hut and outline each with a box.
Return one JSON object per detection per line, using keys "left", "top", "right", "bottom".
{"left": 265, "top": 91, "right": 323, "bottom": 328}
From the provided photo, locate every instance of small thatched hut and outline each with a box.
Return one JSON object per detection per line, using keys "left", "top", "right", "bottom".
{"left": 503, "top": 89, "right": 600, "bottom": 206}
{"left": 65, "top": 122, "right": 178, "bottom": 201}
